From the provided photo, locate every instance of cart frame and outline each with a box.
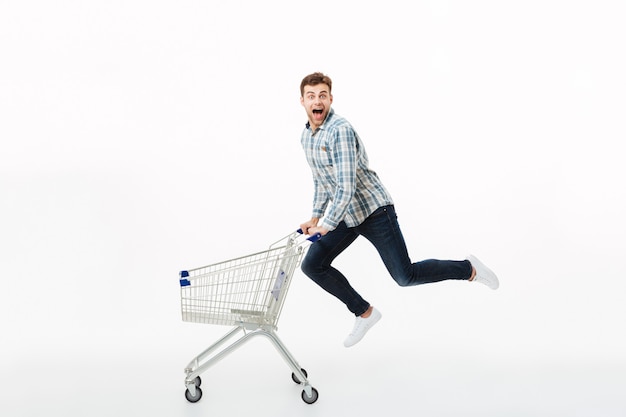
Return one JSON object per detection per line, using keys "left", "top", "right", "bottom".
{"left": 179, "top": 231, "right": 319, "bottom": 404}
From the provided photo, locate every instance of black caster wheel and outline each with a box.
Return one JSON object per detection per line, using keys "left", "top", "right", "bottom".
{"left": 185, "top": 386, "right": 203, "bottom": 403}
{"left": 291, "top": 368, "right": 308, "bottom": 384}
{"left": 193, "top": 376, "right": 202, "bottom": 387}
{"left": 301, "top": 387, "right": 319, "bottom": 404}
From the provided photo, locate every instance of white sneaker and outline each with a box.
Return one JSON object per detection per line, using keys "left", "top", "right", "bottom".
{"left": 467, "top": 254, "right": 499, "bottom": 290}
{"left": 343, "top": 308, "right": 382, "bottom": 348}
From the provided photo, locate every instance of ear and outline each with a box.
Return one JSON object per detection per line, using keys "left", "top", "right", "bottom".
{"left": 329, "top": 94, "right": 333, "bottom": 104}
{"left": 300, "top": 96, "right": 305, "bottom": 106}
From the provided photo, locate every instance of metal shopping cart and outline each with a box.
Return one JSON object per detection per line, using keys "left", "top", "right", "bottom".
{"left": 178, "top": 231, "right": 320, "bottom": 405}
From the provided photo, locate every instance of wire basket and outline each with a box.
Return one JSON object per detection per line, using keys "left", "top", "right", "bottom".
{"left": 179, "top": 234, "right": 305, "bottom": 328}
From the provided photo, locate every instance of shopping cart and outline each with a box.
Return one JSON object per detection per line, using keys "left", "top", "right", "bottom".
{"left": 179, "top": 230, "right": 321, "bottom": 405}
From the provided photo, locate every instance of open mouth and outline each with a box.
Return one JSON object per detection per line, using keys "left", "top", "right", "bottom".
{"left": 311, "top": 108, "right": 325, "bottom": 123}
{"left": 312, "top": 109, "right": 325, "bottom": 121}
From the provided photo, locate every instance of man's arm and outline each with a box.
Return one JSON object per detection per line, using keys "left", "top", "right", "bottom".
{"left": 318, "top": 126, "right": 357, "bottom": 231}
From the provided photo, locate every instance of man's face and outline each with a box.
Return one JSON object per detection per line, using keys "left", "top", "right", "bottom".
{"left": 300, "top": 83, "right": 333, "bottom": 130}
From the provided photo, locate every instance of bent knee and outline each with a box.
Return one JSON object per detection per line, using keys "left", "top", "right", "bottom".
{"left": 391, "top": 273, "right": 412, "bottom": 287}
{"left": 300, "top": 257, "right": 318, "bottom": 278}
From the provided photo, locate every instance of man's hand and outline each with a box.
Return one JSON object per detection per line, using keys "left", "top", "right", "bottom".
{"left": 300, "top": 217, "right": 328, "bottom": 236}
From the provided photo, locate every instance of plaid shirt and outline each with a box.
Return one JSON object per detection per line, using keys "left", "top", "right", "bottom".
{"left": 301, "top": 109, "right": 393, "bottom": 231}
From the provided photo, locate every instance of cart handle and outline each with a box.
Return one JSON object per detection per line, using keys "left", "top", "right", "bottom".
{"left": 297, "top": 228, "right": 322, "bottom": 243}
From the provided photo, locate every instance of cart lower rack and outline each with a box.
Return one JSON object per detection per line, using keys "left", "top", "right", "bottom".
{"left": 179, "top": 231, "right": 320, "bottom": 405}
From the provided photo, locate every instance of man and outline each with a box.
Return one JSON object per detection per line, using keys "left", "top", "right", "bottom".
{"left": 298, "top": 72, "right": 499, "bottom": 348}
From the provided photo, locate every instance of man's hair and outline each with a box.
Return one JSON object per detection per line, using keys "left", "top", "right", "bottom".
{"left": 300, "top": 72, "right": 332, "bottom": 97}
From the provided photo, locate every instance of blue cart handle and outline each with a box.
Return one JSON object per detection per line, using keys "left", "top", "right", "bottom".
{"left": 297, "top": 228, "right": 322, "bottom": 243}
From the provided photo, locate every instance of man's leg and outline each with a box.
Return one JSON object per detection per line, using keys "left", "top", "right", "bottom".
{"left": 301, "top": 222, "right": 385, "bottom": 347}
{"left": 358, "top": 206, "right": 473, "bottom": 286}
{"left": 300, "top": 222, "right": 370, "bottom": 316}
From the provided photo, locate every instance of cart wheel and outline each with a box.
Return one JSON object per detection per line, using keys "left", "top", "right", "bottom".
{"left": 185, "top": 387, "right": 203, "bottom": 403}
{"left": 291, "top": 368, "right": 308, "bottom": 384}
{"left": 193, "top": 376, "right": 202, "bottom": 387}
{"left": 301, "top": 387, "right": 319, "bottom": 404}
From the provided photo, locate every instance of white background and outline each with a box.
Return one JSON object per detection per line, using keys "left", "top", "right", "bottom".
{"left": 1, "top": 1, "right": 625, "bottom": 415}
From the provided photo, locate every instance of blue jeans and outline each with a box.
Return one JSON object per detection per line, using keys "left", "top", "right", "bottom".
{"left": 301, "top": 205, "right": 472, "bottom": 316}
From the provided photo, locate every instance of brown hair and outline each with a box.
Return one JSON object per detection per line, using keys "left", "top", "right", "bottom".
{"left": 300, "top": 72, "right": 332, "bottom": 97}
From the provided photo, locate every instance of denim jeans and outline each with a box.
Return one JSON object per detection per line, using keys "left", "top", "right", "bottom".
{"left": 301, "top": 205, "right": 472, "bottom": 316}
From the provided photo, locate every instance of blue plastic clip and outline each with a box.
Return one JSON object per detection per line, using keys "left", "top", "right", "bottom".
{"left": 179, "top": 271, "right": 191, "bottom": 287}
{"left": 297, "top": 228, "right": 322, "bottom": 242}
